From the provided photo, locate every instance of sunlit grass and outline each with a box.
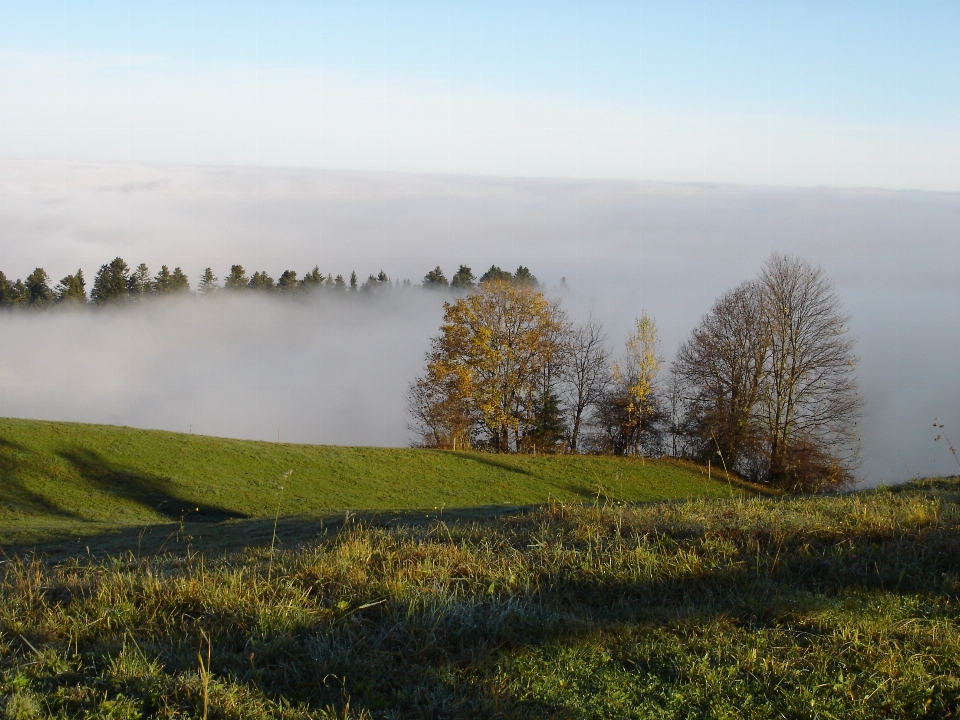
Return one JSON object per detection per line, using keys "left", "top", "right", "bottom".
{"left": 0, "top": 417, "right": 757, "bottom": 546}
{"left": 1, "top": 478, "right": 958, "bottom": 718}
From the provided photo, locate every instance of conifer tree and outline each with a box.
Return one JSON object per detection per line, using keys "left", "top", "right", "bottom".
{"left": 248, "top": 271, "right": 275, "bottom": 291}
{"left": 11, "top": 279, "right": 28, "bottom": 305}
{"left": 224, "top": 265, "right": 249, "bottom": 290}
{"left": 170, "top": 268, "right": 190, "bottom": 293}
{"left": 91, "top": 258, "right": 131, "bottom": 304}
{"left": 25, "top": 268, "right": 54, "bottom": 307}
{"left": 451, "top": 265, "right": 475, "bottom": 289}
{"left": 0, "top": 271, "right": 17, "bottom": 307}
{"left": 513, "top": 266, "right": 538, "bottom": 286}
{"left": 349, "top": 271, "right": 358, "bottom": 291}
{"left": 56, "top": 270, "right": 87, "bottom": 304}
{"left": 154, "top": 265, "right": 173, "bottom": 293}
{"left": 479, "top": 265, "right": 512, "bottom": 284}
{"left": 333, "top": 274, "right": 346, "bottom": 290}
{"left": 197, "top": 268, "right": 219, "bottom": 295}
{"left": 128, "top": 263, "right": 153, "bottom": 299}
{"left": 300, "top": 266, "right": 323, "bottom": 289}
{"left": 423, "top": 266, "right": 448, "bottom": 287}
{"left": 277, "top": 270, "right": 299, "bottom": 292}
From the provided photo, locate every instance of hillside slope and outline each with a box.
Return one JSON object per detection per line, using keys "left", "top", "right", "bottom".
{"left": 0, "top": 417, "right": 757, "bottom": 544}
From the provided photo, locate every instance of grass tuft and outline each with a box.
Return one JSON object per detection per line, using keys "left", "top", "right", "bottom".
{"left": 1, "top": 478, "right": 958, "bottom": 717}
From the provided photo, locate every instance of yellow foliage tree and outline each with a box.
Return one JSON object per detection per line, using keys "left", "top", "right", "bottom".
{"left": 409, "top": 279, "right": 566, "bottom": 452}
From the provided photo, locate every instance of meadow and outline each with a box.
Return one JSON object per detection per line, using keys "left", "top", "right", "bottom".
{"left": 0, "top": 418, "right": 752, "bottom": 549}
{"left": 1, "top": 419, "right": 958, "bottom": 718}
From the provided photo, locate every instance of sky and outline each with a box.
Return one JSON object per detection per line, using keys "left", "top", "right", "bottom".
{"left": 0, "top": 2, "right": 958, "bottom": 485}
{"left": 2, "top": 1, "right": 960, "bottom": 188}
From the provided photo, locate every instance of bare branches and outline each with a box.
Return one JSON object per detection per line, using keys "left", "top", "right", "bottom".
{"left": 561, "top": 315, "right": 610, "bottom": 453}
{"left": 673, "top": 254, "right": 862, "bottom": 491}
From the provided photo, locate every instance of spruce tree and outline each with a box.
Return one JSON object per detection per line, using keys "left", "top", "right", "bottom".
{"left": 248, "top": 271, "right": 275, "bottom": 291}
{"left": 170, "top": 268, "right": 190, "bottom": 293}
{"left": 423, "top": 266, "right": 448, "bottom": 287}
{"left": 349, "top": 271, "right": 358, "bottom": 291}
{"left": 333, "top": 274, "right": 346, "bottom": 290}
{"left": 56, "top": 270, "right": 87, "bottom": 304}
{"left": 91, "top": 257, "right": 131, "bottom": 304}
{"left": 154, "top": 265, "right": 173, "bottom": 293}
{"left": 277, "top": 270, "right": 299, "bottom": 292}
{"left": 224, "top": 265, "right": 249, "bottom": 290}
{"left": 300, "top": 266, "right": 323, "bottom": 289}
{"left": 197, "top": 268, "right": 219, "bottom": 295}
{"left": 12, "top": 279, "right": 28, "bottom": 305}
{"left": 0, "top": 271, "right": 17, "bottom": 307}
{"left": 513, "top": 266, "right": 538, "bottom": 286}
{"left": 479, "top": 265, "right": 512, "bottom": 284}
{"left": 451, "top": 265, "right": 475, "bottom": 289}
{"left": 128, "top": 263, "right": 153, "bottom": 299}
{"left": 25, "top": 268, "right": 54, "bottom": 307}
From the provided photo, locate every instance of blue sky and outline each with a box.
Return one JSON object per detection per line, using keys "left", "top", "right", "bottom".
{"left": 1, "top": 1, "right": 959, "bottom": 188}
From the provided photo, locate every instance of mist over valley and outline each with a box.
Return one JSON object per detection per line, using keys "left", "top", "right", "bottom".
{"left": 1, "top": 160, "right": 957, "bottom": 485}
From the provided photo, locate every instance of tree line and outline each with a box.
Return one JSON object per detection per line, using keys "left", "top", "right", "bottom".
{"left": 0, "top": 260, "right": 541, "bottom": 308}
{"left": 409, "top": 253, "right": 863, "bottom": 493}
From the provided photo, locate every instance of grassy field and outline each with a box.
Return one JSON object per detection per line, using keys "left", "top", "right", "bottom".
{"left": 0, "top": 417, "right": 756, "bottom": 548}
{"left": 1, "top": 478, "right": 958, "bottom": 718}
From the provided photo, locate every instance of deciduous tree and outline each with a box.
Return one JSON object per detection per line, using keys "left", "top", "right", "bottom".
{"left": 561, "top": 316, "right": 611, "bottom": 453}
{"left": 410, "top": 279, "right": 567, "bottom": 452}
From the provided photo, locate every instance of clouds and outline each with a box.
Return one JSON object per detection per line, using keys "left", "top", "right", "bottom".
{"left": 0, "top": 160, "right": 958, "bottom": 484}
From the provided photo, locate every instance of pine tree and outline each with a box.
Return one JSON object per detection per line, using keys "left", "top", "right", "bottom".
{"left": 479, "top": 265, "right": 512, "bottom": 284}
{"left": 0, "top": 271, "right": 17, "bottom": 307}
{"left": 451, "top": 265, "right": 475, "bottom": 289}
{"left": 128, "top": 263, "right": 153, "bottom": 299}
{"left": 56, "top": 270, "right": 87, "bottom": 304}
{"left": 300, "top": 266, "right": 323, "bottom": 289}
{"left": 170, "top": 268, "right": 190, "bottom": 293}
{"left": 513, "top": 266, "right": 538, "bottom": 286}
{"left": 224, "top": 265, "right": 249, "bottom": 290}
{"left": 349, "top": 271, "right": 358, "bottom": 291}
{"left": 248, "top": 271, "right": 275, "bottom": 291}
{"left": 277, "top": 270, "right": 299, "bottom": 292}
{"left": 197, "top": 268, "right": 219, "bottom": 295}
{"left": 12, "top": 279, "right": 29, "bottom": 305}
{"left": 423, "top": 266, "right": 448, "bottom": 287}
{"left": 333, "top": 274, "right": 346, "bottom": 290}
{"left": 91, "top": 258, "right": 131, "bottom": 304}
{"left": 154, "top": 266, "right": 173, "bottom": 293}
{"left": 25, "top": 268, "right": 54, "bottom": 308}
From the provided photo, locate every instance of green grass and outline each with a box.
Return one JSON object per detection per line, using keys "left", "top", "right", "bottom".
{"left": 0, "top": 417, "right": 757, "bottom": 547}
{"left": 1, "top": 479, "right": 958, "bottom": 718}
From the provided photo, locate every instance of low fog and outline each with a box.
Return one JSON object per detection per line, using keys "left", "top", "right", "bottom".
{"left": 1, "top": 160, "right": 958, "bottom": 485}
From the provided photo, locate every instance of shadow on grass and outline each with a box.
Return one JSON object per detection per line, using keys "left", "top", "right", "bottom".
{"left": 448, "top": 450, "right": 536, "bottom": 476}
{"left": 56, "top": 446, "right": 247, "bottom": 523}
{"left": 4, "top": 482, "right": 960, "bottom": 717}
{"left": 0, "top": 436, "right": 79, "bottom": 519}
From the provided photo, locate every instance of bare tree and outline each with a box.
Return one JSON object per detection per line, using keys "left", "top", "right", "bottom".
{"left": 673, "top": 254, "right": 862, "bottom": 491}
{"left": 673, "top": 280, "right": 768, "bottom": 473}
{"left": 758, "top": 253, "right": 862, "bottom": 490}
{"left": 561, "top": 316, "right": 610, "bottom": 452}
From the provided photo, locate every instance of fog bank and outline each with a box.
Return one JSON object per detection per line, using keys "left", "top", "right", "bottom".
{"left": 1, "top": 160, "right": 958, "bottom": 485}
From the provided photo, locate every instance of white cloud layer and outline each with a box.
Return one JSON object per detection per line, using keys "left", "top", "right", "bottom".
{"left": 0, "top": 161, "right": 958, "bottom": 486}
{"left": 2, "top": 55, "right": 960, "bottom": 190}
